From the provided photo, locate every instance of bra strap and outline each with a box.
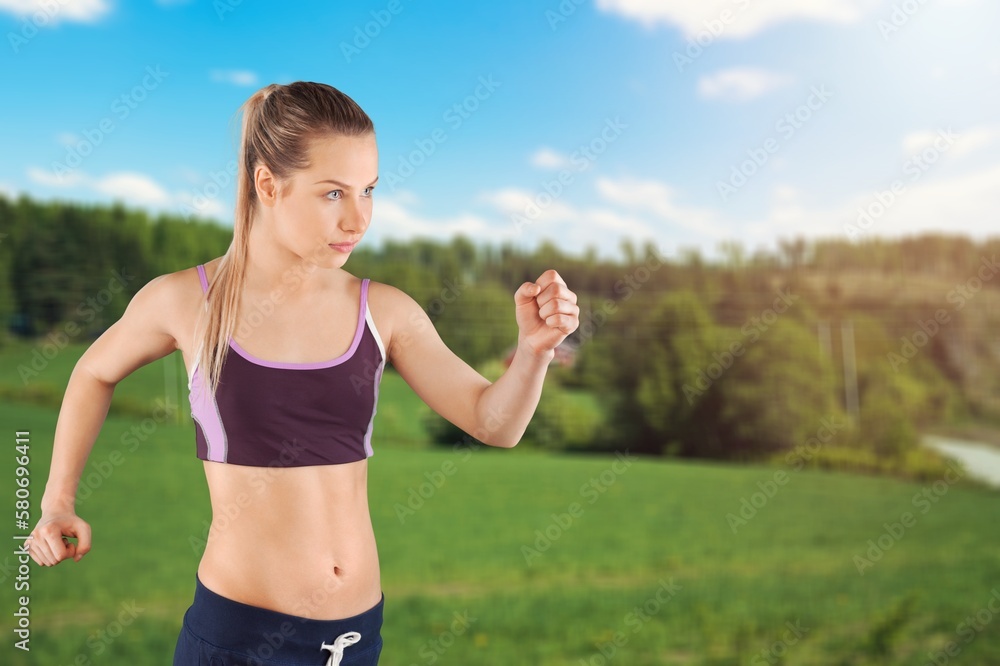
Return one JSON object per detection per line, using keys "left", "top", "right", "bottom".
{"left": 196, "top": 264, "right": 209, "bottom": 294}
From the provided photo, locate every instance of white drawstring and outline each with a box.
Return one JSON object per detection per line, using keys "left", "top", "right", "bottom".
{"left": 320, "top": 631, "right": 361, "bottom": 666}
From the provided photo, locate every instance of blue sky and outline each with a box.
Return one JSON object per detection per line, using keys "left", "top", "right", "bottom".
{"left": 2, "top": 0, "right": 998, "bottom": 261}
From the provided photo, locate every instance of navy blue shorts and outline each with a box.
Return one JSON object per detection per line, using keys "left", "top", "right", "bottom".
{"left": 173, "top": 573, "right": 383, "bottom": 665}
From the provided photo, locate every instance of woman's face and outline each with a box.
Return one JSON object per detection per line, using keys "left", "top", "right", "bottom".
{"left": 263, "top": 132, "right": 379, "bottom": 269}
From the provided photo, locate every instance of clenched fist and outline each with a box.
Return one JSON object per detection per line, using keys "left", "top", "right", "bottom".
{"left": 514, "top": 269, "right": 580, "bottom": 357}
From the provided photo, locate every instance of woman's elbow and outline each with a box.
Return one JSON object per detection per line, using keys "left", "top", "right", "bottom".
{"left": 469, "top": 424, "right": 520, "bottom": 448}
{"left": 486, "top": 436, "right": 520, "bottom": 449}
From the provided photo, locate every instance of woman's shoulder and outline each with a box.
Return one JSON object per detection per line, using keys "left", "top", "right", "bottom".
{"left": 364, "top": 278, "right": 418, "bottom": 312}
{"left": 196, "top": 257, "right": 223, "bottom": 284}
{"left": 362, "top": 279, "right": 426, "bottom": 346}
{"left": 145, "top": 258, "right": 222, "bottom": 304}
{"left": 176, "top": 257, "right": 223, "bottom": 292}
{"left": 113, "top": 262, "right": 216, "bottom": 352}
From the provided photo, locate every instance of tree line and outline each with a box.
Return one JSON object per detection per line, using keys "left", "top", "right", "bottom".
{"left": 2, "top": 193, "right": 997, "bottom": 475}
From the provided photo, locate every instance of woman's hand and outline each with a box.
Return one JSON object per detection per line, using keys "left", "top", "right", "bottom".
{"left": 26, "top": 511, "right": 92, "bottom": 566}
{"left": 514, "top": 269, "right": 580, "bottom": 357}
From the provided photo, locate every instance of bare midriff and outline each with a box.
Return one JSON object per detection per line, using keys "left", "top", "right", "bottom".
{"left": 195, "top": 458, "right": 381, "bottom": 620}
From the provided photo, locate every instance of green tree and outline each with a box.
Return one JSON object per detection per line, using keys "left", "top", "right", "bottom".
{"left": 431, "top": 281, "right": 518, "bottom": 368}
{"left": 710, "top": 317, "right": 840, "bottom": 459}
{"left": 580, "top": 288, "right": 719, "bottom": 455}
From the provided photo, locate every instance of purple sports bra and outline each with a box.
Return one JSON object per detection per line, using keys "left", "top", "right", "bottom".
{"left": 187, "top": 264, "right": 385, "bottom": 467}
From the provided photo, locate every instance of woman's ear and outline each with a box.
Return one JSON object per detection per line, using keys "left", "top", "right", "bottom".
{"left": 254, "top": 165, "right": 280, "bottom": 206}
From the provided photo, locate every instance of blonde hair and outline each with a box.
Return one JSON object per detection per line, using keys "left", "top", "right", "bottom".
{"left": 195, "top": 81, "right": 375, "bottom": 398}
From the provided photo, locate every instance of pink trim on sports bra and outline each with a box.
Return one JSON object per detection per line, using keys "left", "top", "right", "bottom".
{"left": 195, "top": 263, "right": 370, "bottom": 369}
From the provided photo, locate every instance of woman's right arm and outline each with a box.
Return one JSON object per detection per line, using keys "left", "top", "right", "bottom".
{"left": 29, "top": 271, "right": 185, "bottom": 567}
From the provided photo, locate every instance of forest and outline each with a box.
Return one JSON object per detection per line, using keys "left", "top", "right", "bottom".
{"left": 2, "top": 192, "right": 997, "bottom": 480}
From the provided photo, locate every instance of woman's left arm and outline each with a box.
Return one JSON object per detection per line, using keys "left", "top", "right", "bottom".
{"left": 379, "top": 269, "right": 580, "bottom": 448}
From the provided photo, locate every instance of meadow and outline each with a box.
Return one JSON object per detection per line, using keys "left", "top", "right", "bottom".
{"left": 2, "top": 342, "right": 999, "bottom": 665}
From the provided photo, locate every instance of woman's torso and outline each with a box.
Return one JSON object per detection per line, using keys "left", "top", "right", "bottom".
{"left": 177, "top": 258, "right": 384, "bottom": 620}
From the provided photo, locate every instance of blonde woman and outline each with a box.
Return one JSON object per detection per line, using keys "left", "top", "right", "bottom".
{"left": 27, "top": 81, "right": 580, "bottom": 666}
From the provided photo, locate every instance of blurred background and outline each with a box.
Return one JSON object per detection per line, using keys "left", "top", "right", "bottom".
{"left": 2, "top": 1, "right": 1000, "bottom": 664}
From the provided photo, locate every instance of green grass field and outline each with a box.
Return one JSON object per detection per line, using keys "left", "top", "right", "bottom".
{"left": 2, "top": 342, "right": 999, "bottom": 665}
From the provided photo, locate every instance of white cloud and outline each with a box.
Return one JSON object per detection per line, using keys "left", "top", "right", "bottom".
{"left": 0, "top": 0, "right": 111, "bottom": 23}
{"left": 473, "top": 176, "right": 728, "bottom": 257}
{"left": 370, "top": 197, "right": 491, "bottom": 241}
{"left": 737, "top": 160, "right": 1000, "bottom": 249}
{"left": 902, "top": 124, "right": 1000, "bottom": 161}
{"left": 209, "top": 69, "right": 259, "bottom": 87}
{"left": 174, "top": 189, "right": 228, "bottom": 219}
{"left": 477, "top": 184, "right": 661, "bottom": 255}
{"left": 474, "top": 161, "right": 1000, "bottom": 260}
{"left": 945, "top": 126, "right": 1000, "bottom": 160}
{"left": 390, "top": 190, "right": 421, "bottom": 207}
{"left": 94, "top": 172, "right": 171, "bottom": 206}
{"left": 476, "top": 187, "right": 578, "bottom": 224}
{"left": 860, "top": 162, "right": 1000, "bottom": 239}
{"left": 594, "top": 176, "right": 727, "bottom": 237}
{"left": 697, "top": 67, "right": 794, "bottom": 102}
{"left": 26, "top": 166, "right": 228, "bottom": 219}
{"left": 586, "top": 208, "right": 658, "bottom": 238}
{"left": 530, "top": 147, "right": 572, "bottom": 169}
{"left": 27, "top": 166, "right": 86, "bottom": 187}
{"left": 595, "top": 0, "right": 882, "bottom": 39}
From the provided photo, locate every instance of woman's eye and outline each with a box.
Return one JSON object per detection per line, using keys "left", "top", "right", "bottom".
{"left": 325, "top": 189, "right": 374, "bottom": 200}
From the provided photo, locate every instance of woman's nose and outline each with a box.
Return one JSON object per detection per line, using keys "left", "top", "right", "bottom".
{"left": 339, "top": 197, "right": 369, "bottom": 233}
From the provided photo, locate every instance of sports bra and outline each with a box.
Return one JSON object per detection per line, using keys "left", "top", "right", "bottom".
{"left": 187, "top": 264, "right": 385, "bottom": 467}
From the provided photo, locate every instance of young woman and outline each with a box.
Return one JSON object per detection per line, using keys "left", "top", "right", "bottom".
{"left": 26, "top": 81, "right": 580, "bottom": 665}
